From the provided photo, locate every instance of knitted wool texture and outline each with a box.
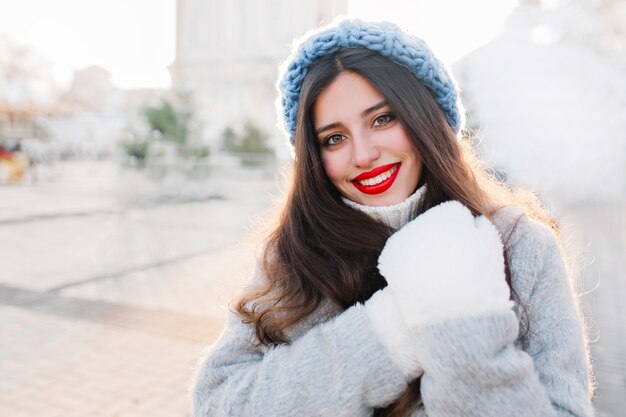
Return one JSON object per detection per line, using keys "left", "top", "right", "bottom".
{"left": 277, "top": 19, "right": 464, "bottom": 144}
{"left": 192, "top": 205, "right": 594, "bottom": 416}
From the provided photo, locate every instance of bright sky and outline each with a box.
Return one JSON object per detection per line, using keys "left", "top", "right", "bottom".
{"left": 348, "top": 0, "right": 519, "bottom": 65}
{"left": 0, "top": 0, "right": 517, "bottom": 90}
{"left": 0, "top": 0, "right": 175, "bottom": 89}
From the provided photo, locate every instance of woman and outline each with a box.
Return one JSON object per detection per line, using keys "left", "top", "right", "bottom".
{"left": 192, "top": 19, "right": 594, "bottom": 417}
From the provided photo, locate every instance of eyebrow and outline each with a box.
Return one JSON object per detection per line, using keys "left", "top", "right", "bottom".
{"left": 361, "top": 100, "right": 388, "bottom": 118}
{"left": 314, "top": 100, "right": 388, "bottom": 135}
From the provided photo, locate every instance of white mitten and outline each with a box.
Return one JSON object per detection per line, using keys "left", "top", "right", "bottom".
{"left": 364, "top": 201, "right": 513, "bottom": 378}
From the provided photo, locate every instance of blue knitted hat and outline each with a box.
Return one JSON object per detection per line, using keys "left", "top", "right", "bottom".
{"left": 277, "top": 19, "right": 464, "bottom": 145}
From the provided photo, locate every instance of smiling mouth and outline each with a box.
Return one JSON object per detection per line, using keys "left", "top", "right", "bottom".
{"left": 351, "top": 163, "right": 401, "bottom": 195}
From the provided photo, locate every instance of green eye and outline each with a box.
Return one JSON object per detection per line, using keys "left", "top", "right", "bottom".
{"left": 373, "top": 113, "right": 394, "bottom": 127}
{"left": 324, "top": 134, "right": 345, "bottom": 146}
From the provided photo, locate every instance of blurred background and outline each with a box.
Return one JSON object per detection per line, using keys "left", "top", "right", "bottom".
{"left": 0, "top": 0, "right": 623, "bottom": 416}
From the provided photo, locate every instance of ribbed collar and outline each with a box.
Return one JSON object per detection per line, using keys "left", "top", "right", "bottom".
{"left": 341, "top": 184, "right": 427, "bottom": 230}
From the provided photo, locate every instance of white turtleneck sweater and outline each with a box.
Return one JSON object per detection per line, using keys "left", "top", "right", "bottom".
{"left": 341, "top": 184, "right": 427, "bottom": 230}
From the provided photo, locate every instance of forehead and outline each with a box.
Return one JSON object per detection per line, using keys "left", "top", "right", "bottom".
{"left": 312, "top": 71, "right": 385, "bottom": 126}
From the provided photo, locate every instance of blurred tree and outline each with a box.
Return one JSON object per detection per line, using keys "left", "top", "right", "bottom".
{"left": 142, "top": 98, "right": 191, "bottom": 145}
{"left": 120, "top": 93, "right": 209, "bottom": 170}
{"left": 121, "top": 140, "right": 150, "bottom": 166}
{"left": 239, "top": 121, "right": 273, "bottom": 154}
{"left": 220, "top": 121, "right": 274, "bottom": 167}
{"left": 221, "top": 121, "right": 273, "bottom": 154}
{"left": 221, "top": 126, "right": 237, "bottom": 152}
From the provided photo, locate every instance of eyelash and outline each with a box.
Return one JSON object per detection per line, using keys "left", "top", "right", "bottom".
{"left": 321, "top": 112, "right": 396, "bottom": 147}
{"left": 372, "top": 112, "right": 395, "bottom": 127}
{"left": 323, "top": 134, "right": 345, "bottom": 147}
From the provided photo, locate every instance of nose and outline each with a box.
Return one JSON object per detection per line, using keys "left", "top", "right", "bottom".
{"left": 351, "top": 132, "right": 380, "bottom": 167}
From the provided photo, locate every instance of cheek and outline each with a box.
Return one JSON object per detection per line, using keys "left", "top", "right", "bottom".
{"left": 391, "top": 132, "right": 421, "bottom": 165}
{"left": 321, "top": 152, "right": 347, "bottom": 184}
{"left": 390, "top": 130, "right": 416, "bottom": 154}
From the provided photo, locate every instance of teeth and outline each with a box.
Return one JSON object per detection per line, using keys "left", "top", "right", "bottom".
{"left": 358, "top": 165, "right": 397, "bottom": 186}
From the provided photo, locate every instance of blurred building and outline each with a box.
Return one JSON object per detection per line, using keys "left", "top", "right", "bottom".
{"left": 0, "top": 76, "right": 50, "bottom": 148}
{"left": 0, "top": 28, "right": 170, "bottom": 163}
{"left": 170, "top": 0, "right": 348, "bottom": 157}
{"left": 62, "top": 66, "right": 115, "bottom": 113}
{"left": 60, "top": 66, "right": 164, "bottom": 113}
{"left": 39, "top": 67, "right": 167, "bottom": 160}
{"left": 454, "top": 0, "right": 626, "bottom": 205}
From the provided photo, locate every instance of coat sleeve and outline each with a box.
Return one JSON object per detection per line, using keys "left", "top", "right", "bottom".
{"left": 409, "top": 217, "right": 594, "bottom": 417}
{"left": 191, "top": 272, "right": 411, "bottom": 417}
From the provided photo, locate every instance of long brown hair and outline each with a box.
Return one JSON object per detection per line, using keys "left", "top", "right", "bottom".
{"left": 235, "top": 48, "right": 557, "bottom": 416}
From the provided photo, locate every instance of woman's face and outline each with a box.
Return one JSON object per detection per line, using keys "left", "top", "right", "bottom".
{"left": 312, "top": 71, "right": 423, "bottom": 206}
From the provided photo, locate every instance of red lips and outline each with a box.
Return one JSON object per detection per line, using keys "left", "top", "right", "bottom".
{"left": 351, "top": 163, "right": 401, "bottom": 195}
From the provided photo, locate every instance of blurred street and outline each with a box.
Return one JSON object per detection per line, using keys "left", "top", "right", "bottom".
{"left": 562, "top": 202, "right": 626, "bottom": 416}
{"left": 0, "top": 159, "right": 623, "bottom": 417}
{"left": 0, "top": 160, "right": 280, "bottom": 417}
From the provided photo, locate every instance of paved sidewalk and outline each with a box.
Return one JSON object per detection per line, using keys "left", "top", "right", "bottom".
{"left": 0, "top": 301, "right": 215, "bottom": 417}
{"left": 0, "top": 161, "right": 277, "bottom": 417}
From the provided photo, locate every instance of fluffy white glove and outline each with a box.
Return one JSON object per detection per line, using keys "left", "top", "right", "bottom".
{"left": 365, "top": 201, "right": 514, "bottom": 378}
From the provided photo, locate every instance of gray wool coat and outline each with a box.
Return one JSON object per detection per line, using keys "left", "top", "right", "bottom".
{"left": 192, "top": 205, "right": 594, "bottom": 417}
